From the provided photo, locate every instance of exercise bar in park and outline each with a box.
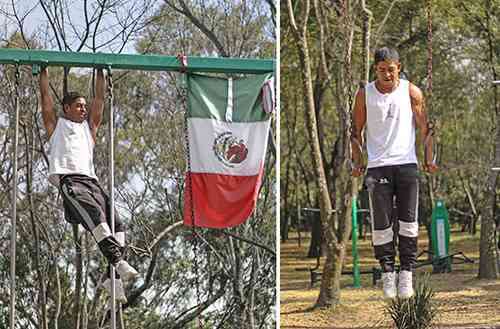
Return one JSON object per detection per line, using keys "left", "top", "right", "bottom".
{"left": 4, "top": 48, "right": 274, "bottom": 329}
{"left": 0, "top": 48, "right": 275, "bottom": 74}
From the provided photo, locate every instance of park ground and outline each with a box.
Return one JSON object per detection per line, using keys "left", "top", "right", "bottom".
{"left": 280, "top": 229, "right": 500, "bottom": 329}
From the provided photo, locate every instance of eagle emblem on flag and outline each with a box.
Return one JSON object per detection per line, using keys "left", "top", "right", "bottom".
{"left": 213, "top": 132, "right": 249, "bottom": 167}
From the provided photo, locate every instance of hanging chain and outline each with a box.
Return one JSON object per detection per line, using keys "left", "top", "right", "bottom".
{"left": 426, "top": 0, "right": 433, "bottom": 110}
{"left": 425, "top": 0, "right": 436, "bottom": 168}
{"left": 181, "top": 70, "right": 203, "bottom": 329}
{"left": 10, "top": 63, "right": 21, "bottom": 329}
{"left": 107, "top": 68, "right": 114, "bottom": 108}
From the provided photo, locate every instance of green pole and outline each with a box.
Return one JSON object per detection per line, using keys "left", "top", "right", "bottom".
{"left": 430, "top": 199, "right": 451, "bottom": 272}
{"left": 352, "top": 196, "right": 361, "bottom": 288}
{"left": 0, "top": 48, "right": 274, "bottom": 74}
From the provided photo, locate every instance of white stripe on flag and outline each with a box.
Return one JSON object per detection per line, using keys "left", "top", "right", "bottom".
{"left": 188, "top": 117, "right": 270, "bottom": 175}
{"left": 225, "top": 78, "right": 233, "bottom": 122}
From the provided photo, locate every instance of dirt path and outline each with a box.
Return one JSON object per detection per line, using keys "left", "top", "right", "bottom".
{"left": 280, "top": 231, "right": 500, "bottom": 328}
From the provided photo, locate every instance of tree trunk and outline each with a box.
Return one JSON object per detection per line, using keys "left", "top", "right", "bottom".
{"left": 479, "top": 0, "right": 499, "bottom": 279}
{"left": 479, "top": 180, "right": 499, "bottom": 279}
{"left": 315, "top": 0, "right": 355, "bottom": 308}
{"left": 286, "top": 0, "right": 337, "bottom": 308}
{"left": 315, "top": 222, "right": 345, "bottom": 307}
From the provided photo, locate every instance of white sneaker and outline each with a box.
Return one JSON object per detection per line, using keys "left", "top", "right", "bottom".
{"left": 103, "top": 278, "right": 127, "bottom": 303}
{"left": 115, "top": 260, "right": 139, "bottom": 282}
{"left": 382, "top": 271, "right": 397, "bottom": 299}
{"left": 398, "top": 270, "right": 414, "bottom": 298}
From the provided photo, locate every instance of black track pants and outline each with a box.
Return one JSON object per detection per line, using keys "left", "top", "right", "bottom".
{"left": 60, "top": 174, "right": 125, "bottom": 265}
{"left": 365, "top": 164, "right": 419, "bottom": 272}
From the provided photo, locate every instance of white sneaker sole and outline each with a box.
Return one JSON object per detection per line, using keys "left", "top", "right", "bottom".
{"left": 398, "top": 291, "right": 414, "bottom": 299}
{"left": 115, "top": 260, "right": 139, "bottom": 282}
{"left": 384, "top": 293, "right": 397, "bottom": 299}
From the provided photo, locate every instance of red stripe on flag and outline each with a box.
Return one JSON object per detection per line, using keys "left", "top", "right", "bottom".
{"left": 183, "top": 170, "right": 263, "bottom": 228}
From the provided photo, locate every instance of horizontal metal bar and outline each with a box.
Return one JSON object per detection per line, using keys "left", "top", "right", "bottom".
{"left": 301, "top": 207, "right": 337, "bottom": 213}
{"left": 0, "top": 49, "right": 274, "bottom": 74}
{"left": 493, "top": 80, "right": 500, "bottom": 85}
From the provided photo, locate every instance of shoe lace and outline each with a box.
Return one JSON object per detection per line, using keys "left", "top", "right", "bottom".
{"left": 383, "top": 273, "right": 395, "bottom": 287}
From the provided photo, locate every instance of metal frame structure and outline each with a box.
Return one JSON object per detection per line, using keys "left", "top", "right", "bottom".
{"left": 5, "top": 48, "right": 274, "bottom": 329}
{"left": 0, "top": 48, "right": 274, "bottom": 74}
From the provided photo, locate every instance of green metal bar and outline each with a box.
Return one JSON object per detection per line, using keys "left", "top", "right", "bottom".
{"left": 0, "top": 48, "right": 274, "bottom": 74}
{"left": 352, "top": 197, "right": 361, "bottom": 288}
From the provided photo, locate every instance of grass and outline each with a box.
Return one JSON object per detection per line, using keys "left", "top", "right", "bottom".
{"left": 386, "top": 274, "right": 437, "bottom": 329}
{"left": 280, "top": 228, "right": 500, "bottom": 329}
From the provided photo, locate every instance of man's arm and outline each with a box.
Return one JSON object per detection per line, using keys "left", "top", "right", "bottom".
{"left": 351, "top": 88, "right": 367, "bottom": 177}
{"left": 410, "top": 83, "right": 438, "bottom": 173}
{"left": 39, "top": 68, "right": 57, "bottom": 139}
{"left": 88, "top": 69, "right": 105, "bottom": 141}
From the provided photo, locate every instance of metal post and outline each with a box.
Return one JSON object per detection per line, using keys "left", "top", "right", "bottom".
{"left": 352, "top": 197, "right": 361, "bottom": 288}
{"left": 9, "top": 63, "right": 20, "bottom": 329}
{"left": 297, "top": 203, "right": 301, "bottom": 247}
{"left": 106, "top": 67, "right": 117, "bottom": 329}
{"left": 365, "top": 177, "right": 377, "bottom": 243}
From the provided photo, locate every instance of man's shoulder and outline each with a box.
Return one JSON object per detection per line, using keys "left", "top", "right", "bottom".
{"left": 354, "top": 88, "right": 366, "bottom": 110}
{"left": 408, "top": 82, "right": 423, "bottom": 101}
{"left": 358, "top": 81, "right": 379, "bottom": 101}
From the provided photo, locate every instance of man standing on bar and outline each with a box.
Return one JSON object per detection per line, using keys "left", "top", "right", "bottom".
{"left": 351, "top": 47, "right": 437, "bottom": 299}
{"left": 39, "top": 67, "right": 139, "bottom": 303}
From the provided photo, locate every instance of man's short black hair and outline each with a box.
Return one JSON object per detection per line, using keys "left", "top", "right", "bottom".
{"left": 62, "top": 92, "right": 85, "bottom": 107}
{"left": 374, "top": 47, "right": 400, "bottom": 64}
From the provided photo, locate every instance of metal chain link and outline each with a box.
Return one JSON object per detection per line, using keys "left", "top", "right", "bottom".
{"left": 181, "top": 73, "right": 195, "bottom": 239}
{"left": 425, "top": 0, "right": 436, "bottom": 168}
{"left": 107, "top": 68, "right": 114, "bottom": 104}
{"left": 427, "top": 0, "right": 433, "bottom": 109}
{"left": 181, "top": 72, "right": 203, "bottom": 329}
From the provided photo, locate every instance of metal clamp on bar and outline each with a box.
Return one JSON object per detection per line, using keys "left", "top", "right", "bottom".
{"left": 177, "top": 54, "right": 188, "bottom": 73}
{"left": 31, "top": 60, "right": 48, "bottom": 76}
{"left": 32, "top": 64, "right": 41, "bottom": 76}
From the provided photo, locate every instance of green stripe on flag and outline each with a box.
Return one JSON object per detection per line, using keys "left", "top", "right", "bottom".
{"left": 187, "top": 73, "right": 272, "bottom": 122}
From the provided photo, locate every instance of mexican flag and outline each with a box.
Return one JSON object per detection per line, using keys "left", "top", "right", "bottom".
{"left": 183, "top": 73, "right": 274, "bottom": 229}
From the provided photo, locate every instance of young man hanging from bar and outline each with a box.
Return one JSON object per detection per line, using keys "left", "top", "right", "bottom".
{"left": 39, "top": 67, "right": 138, "bottom": 304}
{"left": 351, "top": 47, "right": 438, "bottom": 299}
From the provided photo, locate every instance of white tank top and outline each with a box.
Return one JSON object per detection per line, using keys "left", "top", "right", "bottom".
{"left": 365, "top": 79, "right": 417, "bottom": 168}
{"left": 48, "top": 118, "right": 98, "bottom": 186}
